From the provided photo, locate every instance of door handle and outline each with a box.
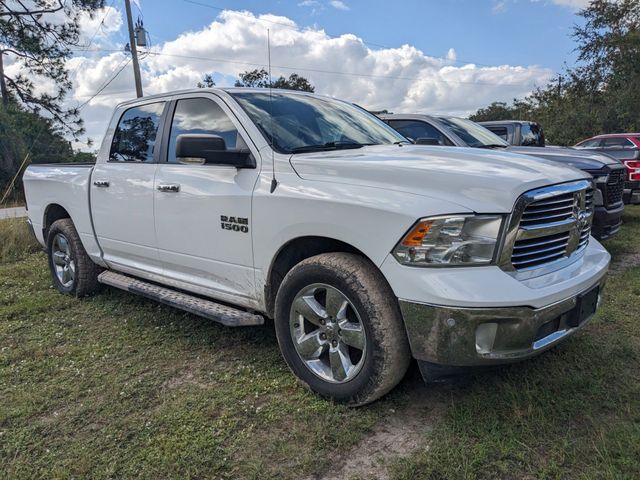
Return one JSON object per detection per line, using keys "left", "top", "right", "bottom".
{"left": 157, "top": 184, "right": 180, "bottom": 193}
{"left": 93, "top": 180, "right": 110, "bottom": 188}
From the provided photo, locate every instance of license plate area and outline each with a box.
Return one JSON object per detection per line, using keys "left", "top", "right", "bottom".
{"left": 568, "top": 285, "right": 599, "bottom": 328}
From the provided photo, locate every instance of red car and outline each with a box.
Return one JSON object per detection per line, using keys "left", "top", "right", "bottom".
{"left": 575, "top": 133, "right": 640, "bottom": 204}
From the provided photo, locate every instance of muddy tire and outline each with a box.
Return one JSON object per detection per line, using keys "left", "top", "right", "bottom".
{"left": 274, "top": 253, "right": 410, "bottom": 406}
{"left": 47, "top": 218, "right": 101, "bottom": 297}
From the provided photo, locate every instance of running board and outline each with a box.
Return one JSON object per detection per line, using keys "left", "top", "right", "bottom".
{"left": 98, "top": 271, "right": 264, "bottom": 327}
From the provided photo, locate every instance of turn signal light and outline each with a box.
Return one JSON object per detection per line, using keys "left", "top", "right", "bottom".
{"left": 401, "top": 220, "right": 434, "bottom": 247}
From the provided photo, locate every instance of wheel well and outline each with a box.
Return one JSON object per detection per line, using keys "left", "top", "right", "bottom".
{"left": 265, "top": 236, "right": 367, "bottom": 318}
{"left": 43, "top": 204, "right": 71, "bottom": 240}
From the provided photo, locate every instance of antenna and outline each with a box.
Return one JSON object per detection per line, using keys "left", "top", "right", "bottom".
{"left": 268, "top": 29, "right": 278, "bottom": 194}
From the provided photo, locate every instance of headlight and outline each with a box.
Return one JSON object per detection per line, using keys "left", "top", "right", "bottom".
{"left": 392, "top": 215, "right": 504, "bottom": 266}
{"left": 592, "top": 175, "right": 609, "bottom": 184}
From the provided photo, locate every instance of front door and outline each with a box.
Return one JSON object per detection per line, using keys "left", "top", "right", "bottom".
{"left": 153, "top": 94, "right": 261, "bottom": 305}
{"left": 91, "top": 101, "right": 167, "bottom": 275}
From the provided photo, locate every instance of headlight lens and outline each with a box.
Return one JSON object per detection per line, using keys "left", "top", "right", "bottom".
{"left": 392, "top": 215, "right": 504, "bottom": 266}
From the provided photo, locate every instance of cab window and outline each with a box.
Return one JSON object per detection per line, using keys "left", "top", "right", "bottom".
{"left": 109, "top": 102, "right": 165, "bottom": 162}
{"left": 386, "top": 120, "right": 451, "bottom": 145}
{"left": 167, "top": 98, "right": 244, "bottom": 163}
{"left": 486, "top": 126, "right": 508, "bottom": 140}
{"left": 520, "top": 123, "right": 545, "bottom": 147}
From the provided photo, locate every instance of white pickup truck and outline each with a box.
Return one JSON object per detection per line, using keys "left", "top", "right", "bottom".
{"left": 23, "top": 88, "right": 610, "bottom": 405}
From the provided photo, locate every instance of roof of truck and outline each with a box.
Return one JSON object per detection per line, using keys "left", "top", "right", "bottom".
{"left": 115, "top": 87, "right": 325, "bottom": 108}
{"left": 589, "top": 133, "right": 640, "bottom": 138}
{"left": 477, "top": 120, "right": 540, "bottom": 126}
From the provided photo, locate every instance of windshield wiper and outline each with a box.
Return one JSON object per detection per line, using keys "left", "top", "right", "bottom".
{"left": 290, "top": 142, "right": 368, "bottom": 154}
{"left": 475, "top": 144, "right": 508, "bottom": 149}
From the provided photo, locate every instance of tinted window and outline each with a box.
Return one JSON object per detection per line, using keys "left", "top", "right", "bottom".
{"left": 576, "top": 138, "right": 601, "bottom": 148}
{"left": 231, "top": 92, "right": 407, "bottom": 154}
{"left": 520, "top": 123, "right": 545, "bottom": 147}
{"left": 486, "top": 126, "right": 508, "bottom": 140}
{"left": 168, "top": 98, "right": 243, "bottom": 163}
{"left": 387, "top": 120, "right": 451, "bottom": 145}
{"left": 436, "top": 117, "right": 509, "bottom": 148}
{"left": 602, "top": 137, "right": 634, "bottom": 148}
{"left": 109, "top": 103, "right": 165, "bottom": 162}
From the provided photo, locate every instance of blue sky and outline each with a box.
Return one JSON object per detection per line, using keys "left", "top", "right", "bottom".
{"left": 9, "top": 0, "right": 589, "bottom": 147}
{"left": 140, "top": 0, "right": 585, "bottom": 73}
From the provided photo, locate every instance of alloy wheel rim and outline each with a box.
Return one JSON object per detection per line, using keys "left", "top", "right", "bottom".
{"left": 52, "top": 233, "right": 75, "bottom": 288}
{"left": 289, "top": 283, "right": 367, "bottom": 383}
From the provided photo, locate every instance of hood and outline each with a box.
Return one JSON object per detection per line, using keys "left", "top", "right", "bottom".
{"left": 507, "top": 145, "right": 622, "bottom": 171}
{"left": 289, "top": 145, "right": 589, "bottom": 213}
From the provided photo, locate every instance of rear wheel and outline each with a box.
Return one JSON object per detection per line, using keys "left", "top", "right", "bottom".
{"left": 274, "top": 253, "right": 410, "bottom": 405}
{"left": 47, "top": 219, "right": 101, "bottom": 297}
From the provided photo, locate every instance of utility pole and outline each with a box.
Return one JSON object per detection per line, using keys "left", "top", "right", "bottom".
{"left": 124, "top": 0, "right": 143, "bottom": 98}
{"left": 0, "top": 50, "right": 8, "bottom": 106}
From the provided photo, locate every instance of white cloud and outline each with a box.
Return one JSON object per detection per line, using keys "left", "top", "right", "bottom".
{"left": 492, "top": 1, "right": 507, "bottom": 14}
{"left": 329, "top": 0, "right": 350, "bottom": 10}
{"left": 530, "top": 0, "right": 590, "bottom": 9}
{"left": 77, "top": 5, "right": 122, "bottom": 45}
{"left": 63, "top": 9, "right": 552, "bottom": 149}
{"left": 547, "top": 0, "right": 590, "bottom": 8}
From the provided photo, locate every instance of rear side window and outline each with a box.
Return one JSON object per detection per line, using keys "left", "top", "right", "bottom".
{"left": 167, "top": 98, "right": 242, "bottom": 163}
{"left": 109, "top": 102, "right": 165, "bottom": 162}
{"left": 486, "top": 126, "right": 508, "bottom": 140}
{"left": 576, "top": 138, "right": 601, "bottom": 148}
{"left": 386, "top": 120, "right": 451, "bottom": 145}
{"left": 520, "top": 123, "right": 545, "bottom": 146}
{"left": 602, "top": 137, "right": 635, "bottom": 149}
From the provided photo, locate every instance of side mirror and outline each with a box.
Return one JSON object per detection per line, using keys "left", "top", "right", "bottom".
{"left": 175, "top": 134, "right": 255, "bottom": 168}
{"left": 415, "top": 137, "right": 441, "bottom": 146}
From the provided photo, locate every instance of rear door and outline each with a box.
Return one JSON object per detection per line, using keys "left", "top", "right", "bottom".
{"left": 91, "top": 101, "right": 168, "bottom": 275}
{"left": 153, "top": 93, "right": 261, "bottom": 304}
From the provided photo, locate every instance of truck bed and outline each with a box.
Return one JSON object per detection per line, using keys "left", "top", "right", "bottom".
{"left": 23, "top": 163, "right": 102, "bottom": 260}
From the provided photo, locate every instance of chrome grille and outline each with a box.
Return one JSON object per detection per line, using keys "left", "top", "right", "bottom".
{"left": 519, "top": 192, "right": 575, "bottom": 228}
{"left": 511, "top": 231, "right": 570, "bottom": 270}
{"left": 500, "top": 180, "right": 595, "bottom": 277}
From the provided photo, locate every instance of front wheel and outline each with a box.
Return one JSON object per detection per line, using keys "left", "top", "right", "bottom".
{"left": 47, "top": 218, "right": 101, "bottom": 297}
{"left": 274, "top": 253, "right": 410, "bottom": 406}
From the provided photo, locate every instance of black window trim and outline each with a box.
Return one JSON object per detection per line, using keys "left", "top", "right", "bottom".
{"left": 107, "top": 100, "right": 169, "bottom": 164}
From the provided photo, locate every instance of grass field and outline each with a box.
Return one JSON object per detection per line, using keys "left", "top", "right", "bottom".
{"left": 1, "top": 208, "right": 639, "bottom": 479}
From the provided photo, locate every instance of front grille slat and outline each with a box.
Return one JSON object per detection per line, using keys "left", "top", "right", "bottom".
{"left": 512, "top": 251, "right": 567, "bottom": 269}
{"left": 511, "top": 243, "right": 567, "bottom": 259}
{"left": 603, "top": 169, "right": 625, "bottom": 206}
{"left": 509, "top": 185, "right": 593, "bottom": 272}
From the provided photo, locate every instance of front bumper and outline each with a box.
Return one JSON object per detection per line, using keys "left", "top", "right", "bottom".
{"left": 591, "top": 203, "right": 623, "bottom": 240}
{"left": 382, "top": 239, "right": 610, "bottom": 368}
{"left": 400, "top": 278, "right": 605, "bottom": 368}
{"left": 623, "top": 181, "right": 640, "bottom": 204}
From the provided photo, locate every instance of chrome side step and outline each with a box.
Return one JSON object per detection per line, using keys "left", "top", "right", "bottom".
{"left": 98, "top": 270, "right": 264, "bottom": 327}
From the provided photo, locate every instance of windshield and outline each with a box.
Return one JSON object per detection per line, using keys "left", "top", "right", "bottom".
{"left": 231, "top": 91, "right": 407, "bottom": 154}
{"left": 437, "top": 117, "right": 509, "bottom": 148}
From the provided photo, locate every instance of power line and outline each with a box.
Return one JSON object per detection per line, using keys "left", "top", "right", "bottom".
{"left": 78, "top": 57, "right": 132, "bottom": 110}
{"left": 137, "top": 49, "right": 547, "bottom": 88}
{"left": 73, "top": 47, "right": 548, "bottom": 88}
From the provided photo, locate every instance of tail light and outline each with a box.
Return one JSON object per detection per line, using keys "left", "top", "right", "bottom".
{"left": 624, "top": 160, "right": 640, "bottom": 181}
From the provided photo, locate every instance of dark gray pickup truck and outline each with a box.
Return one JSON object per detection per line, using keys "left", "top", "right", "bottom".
{"left": 381, "top": 114, "right": 626, "bottom": 240}
{"left": 479, "top": 120, "right": 546, "bottom": 147}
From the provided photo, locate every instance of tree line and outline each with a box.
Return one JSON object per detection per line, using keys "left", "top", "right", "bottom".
{"left": 469, "top": 0, "right": 640, "bottom": 146}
